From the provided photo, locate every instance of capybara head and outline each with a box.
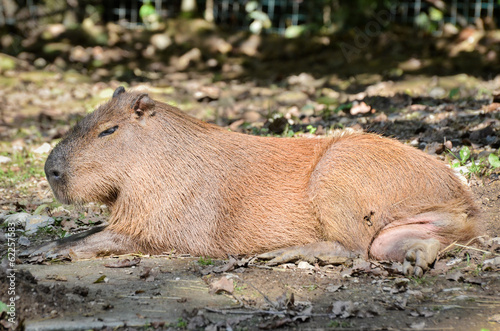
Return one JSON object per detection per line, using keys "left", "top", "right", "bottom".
{"left": 44, "top": 86, "right": 204, "bottom": 206}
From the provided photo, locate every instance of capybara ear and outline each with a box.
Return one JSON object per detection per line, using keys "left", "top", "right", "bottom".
{"left": 132, "top": 94, "right": 156, "bottom": 117}
{"left": 113, "top": 86, "right": 126, "bottom": 98}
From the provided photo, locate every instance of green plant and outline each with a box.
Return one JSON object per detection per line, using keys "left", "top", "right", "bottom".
{"left": 176, "top": 317, "right": 187, "bottom": 329}
{"left": 488, "top": 153, "right": 500, "bottom": 168}
{"left": 449, "top": 87, "right": 460, "bottom": 99}
{"left": 198, "top": 256, "right": 213, "bottom": 266}
{"left": 449, "top": 146, "right": 497, "bottom": 177}
{"left": 303, "top": 284, "right": 318, "bottom": 291}
{"left": 329, "top": 320, "right": 352, "bottom": 328}
{"left": 306, "top": 125, "right": 317, "bottom": 135}
{"left": 0, "top": 301, "right": 7, "bottom": 313}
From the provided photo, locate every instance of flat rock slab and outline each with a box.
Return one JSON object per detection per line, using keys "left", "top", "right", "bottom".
{"left": 20, "top": 257, "right": 235, "bottom": 330}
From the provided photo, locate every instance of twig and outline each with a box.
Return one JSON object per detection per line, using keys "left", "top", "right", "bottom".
{"left": 204, "top": 307, "right": 285, "bottom": 316}
{"left": 236, "top": 278, "right": 278, "bottom": 309}
{"left": 452, "top": 243, "right": 499, "bottom": 256}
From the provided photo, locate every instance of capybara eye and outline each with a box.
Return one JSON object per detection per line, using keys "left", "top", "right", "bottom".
{"left": 98, "top": 126, "right": 118, "bottom": 138}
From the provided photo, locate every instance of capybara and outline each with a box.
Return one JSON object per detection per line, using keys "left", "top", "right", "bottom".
{"left": 42, "top": 86, "right": 480, "bottom": 276}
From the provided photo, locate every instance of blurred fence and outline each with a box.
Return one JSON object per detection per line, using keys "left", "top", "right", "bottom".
{"left": 1, "top": 0, "right": 500, "bottom": 33}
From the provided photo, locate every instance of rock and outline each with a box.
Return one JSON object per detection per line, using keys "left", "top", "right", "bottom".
{"left": 150, "top": 33, "right": 172, "bottom": 51}
{"left": 210, "top": 276, "right": 234, "bottom": 294}
{"left": 18, "top": 236, "right": 30, "bottom": 246}
{"left": 4, "top": 213, "right": 31, "bottom": 228}
{"left": 240, "top": 34, "right": 261, "bottom": 57}
{"left": 34, "top": 58, "right": 48, "bottom": 69}
{"left": 297, "top": 261, "right": 314, "bottom": 269}
{"left": 175, "top": 48, "right": 202, "bottom": 71}
{"left": 409, "top": 321, "right": 426, "bottom": 330}
{"left": 33, "top": 143, "right": 52, "bottom": 154}
{"left": 287, "top": 73, "right": 323, "bottom": 87}
{"left": 242, "top": 111, "right": 262, "bottom": 122}
{"left": 207, "top": 37, "right": 232, "bottom": 54}
{"left": 469, "top": 125, "right": 495, "bottom": 146}
{"left": 429, "top": 87, "right": 446, "bottom": 99}
{"left": 275, "top": 91, "right": 309, "bottom": 106}
{"left": 398, "top": 58, "right": 422, "bottom": 72}
{"left": 24, "top": 215, "right": 55, "bottom": 235}
{"left": 42, "top": 24, "right": 66, "bottom": 40}
{"left": 70, "top": 46, "right": 91, "bottom": 63}
{"left": 0, "top": 54, "right": 16, "bottom": 71}
{"left": 0, "top": 156, "right": 12, "bottom": 164}
{"left": 350, "top": 101, "right": 372, "bottom": 115}
{"left": 482, "top": 257, "right": 500, "bottom": 271}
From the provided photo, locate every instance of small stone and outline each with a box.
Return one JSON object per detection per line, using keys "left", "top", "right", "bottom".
{"left": 175, "top": 48, "right": 202, "bottom": 71}
{"left": 297, "top": 261, "right": 314, "bottom": 269}
{"left": 33, "top": 143, "right": 52, "bottom": 154}
{"left": 150, "top": 33, "right": 172, "bottom": 51}
{"left": 0, "top": 156, "right": 12, "bottom": 164}
{"left": 275, "top": 91, "right": 309, "bottom": 106}
{"left": 4, "top": 213, "right": 31, "bottom": 228}
{"left": 25, "top": 215, "right": 55, "bottom": 235}
{"left": 326, "top": 284, "right": 343, "bottom": 292}
{"left": 429, "top": 87, "right": 446, "bottom": 98}
{"left": 350, "top": 101, "right": 372, "bottom": 115}
{"left": 482, "top": 257, "right": 500, "bottom": 271}
{"left": 207, "top": 58, "right": 218, "bottom": 67}
{"left": 242, "top": 111, "right": 261, "bottom": 123}
{"left": 409, "top": 321, "right": 426, "bottom": 330}
{"left": 453, "top": 295, "right": 470, "bottom": 301}
{"left": 18, "top": 236, "right": 30, "bottom": 246}
{"left": 34, "top": 58, "right": 47, "bottom": 68}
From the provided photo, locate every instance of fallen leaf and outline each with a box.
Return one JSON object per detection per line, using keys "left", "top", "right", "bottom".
{"left": 409, "top": 321, "right": 426, "bottom": 330}
{"left": 139, "top": 266, "right": 159, "bottom": 281}
{"left": 446, "top": 271, "right": 464, "bottom": 281}
{"left": 46, "top": 274, "right": 67, "bottom": 281}
{"left": 210, "top": 276, "right": 234, "bottom": 294}
{"left": 326, "top": 284, "right": 344, "bottom": 292}
{"left": 489, "top": 313, "right": 500, "bottom": 323}
{"left": 331, "top": 300, "right": 355, "bottom": 318}
{"left": 259, "top": 317, "right": 293, "bottom": 329}
{"left": 350, "top": 101, "right": 372, "bottom": 115}
{"left": 104, "top": 257, "right": 141, "bottom": 268}
{"left": 94, "top": 275, "right": 108, "bottom": 283}
{"left": 61, "top": 219, "right": 77, "bottom": 231}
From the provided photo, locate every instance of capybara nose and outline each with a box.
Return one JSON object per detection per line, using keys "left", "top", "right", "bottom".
{"left": 47, "top": 169, "right": 62, "bottom": 181}
{"left": 44, "top": 155, "right": 64, "bottom": 183}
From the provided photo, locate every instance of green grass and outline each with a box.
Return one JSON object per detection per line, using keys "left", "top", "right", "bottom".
{"left": 197, "top": 256, "right": 214, "bottom": 266}
{"left": 0, "top": 150, "right": 46, "bottom": 188}
{"left": 329, "top": 320, "right": 352, "bottom": 328}
{"left": 449, "top": 146, "right": 500, "bottom": 178}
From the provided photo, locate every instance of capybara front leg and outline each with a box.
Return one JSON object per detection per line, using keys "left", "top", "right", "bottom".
{"left": 24, "top": 227, "right": 136, "bottom": 260}
{"left": 370, "top": 223, "right": 442, "bottom": 277}
{"left": 257, "top": 241, "right": 358, "bottom": 266}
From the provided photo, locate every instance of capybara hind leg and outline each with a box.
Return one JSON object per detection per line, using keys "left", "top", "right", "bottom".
{"left": 402, "top": 239, "right": 441, "bottom": 277}
{"left": 26, "top": 227, "right": 136, "bottom": 260}
{"left": 257, "top": 241, "right": 358, "bottom": 266}
{"left": 370, "top": 219, "right": 444, "bottom": 277}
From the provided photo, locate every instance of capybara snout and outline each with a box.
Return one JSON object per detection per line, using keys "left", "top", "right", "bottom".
{"left": 43, "top": 86, "right": 481, "bottom": 275}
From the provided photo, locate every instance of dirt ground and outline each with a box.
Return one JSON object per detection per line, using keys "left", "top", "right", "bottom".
{"left": 1, "top": 44, "right": 500, "bottom": 330}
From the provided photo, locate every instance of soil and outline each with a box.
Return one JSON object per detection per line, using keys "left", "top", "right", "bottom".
{"left": 1, "top": 28, "right": 500, "bottom": 330}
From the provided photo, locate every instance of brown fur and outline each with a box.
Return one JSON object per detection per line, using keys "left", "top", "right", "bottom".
{"left": 44, "top": 90, "right": 481, "bottom": 259}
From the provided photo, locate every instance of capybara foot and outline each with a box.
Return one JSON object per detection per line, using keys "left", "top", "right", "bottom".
{"left": 23, "top": 227, "right": 135, "bottom": 260}
{"left": 257, "top": 241, "right": 357, "bottom": 266}
{"left": 403, "top": 239, "right": 441, "bottom": 277}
